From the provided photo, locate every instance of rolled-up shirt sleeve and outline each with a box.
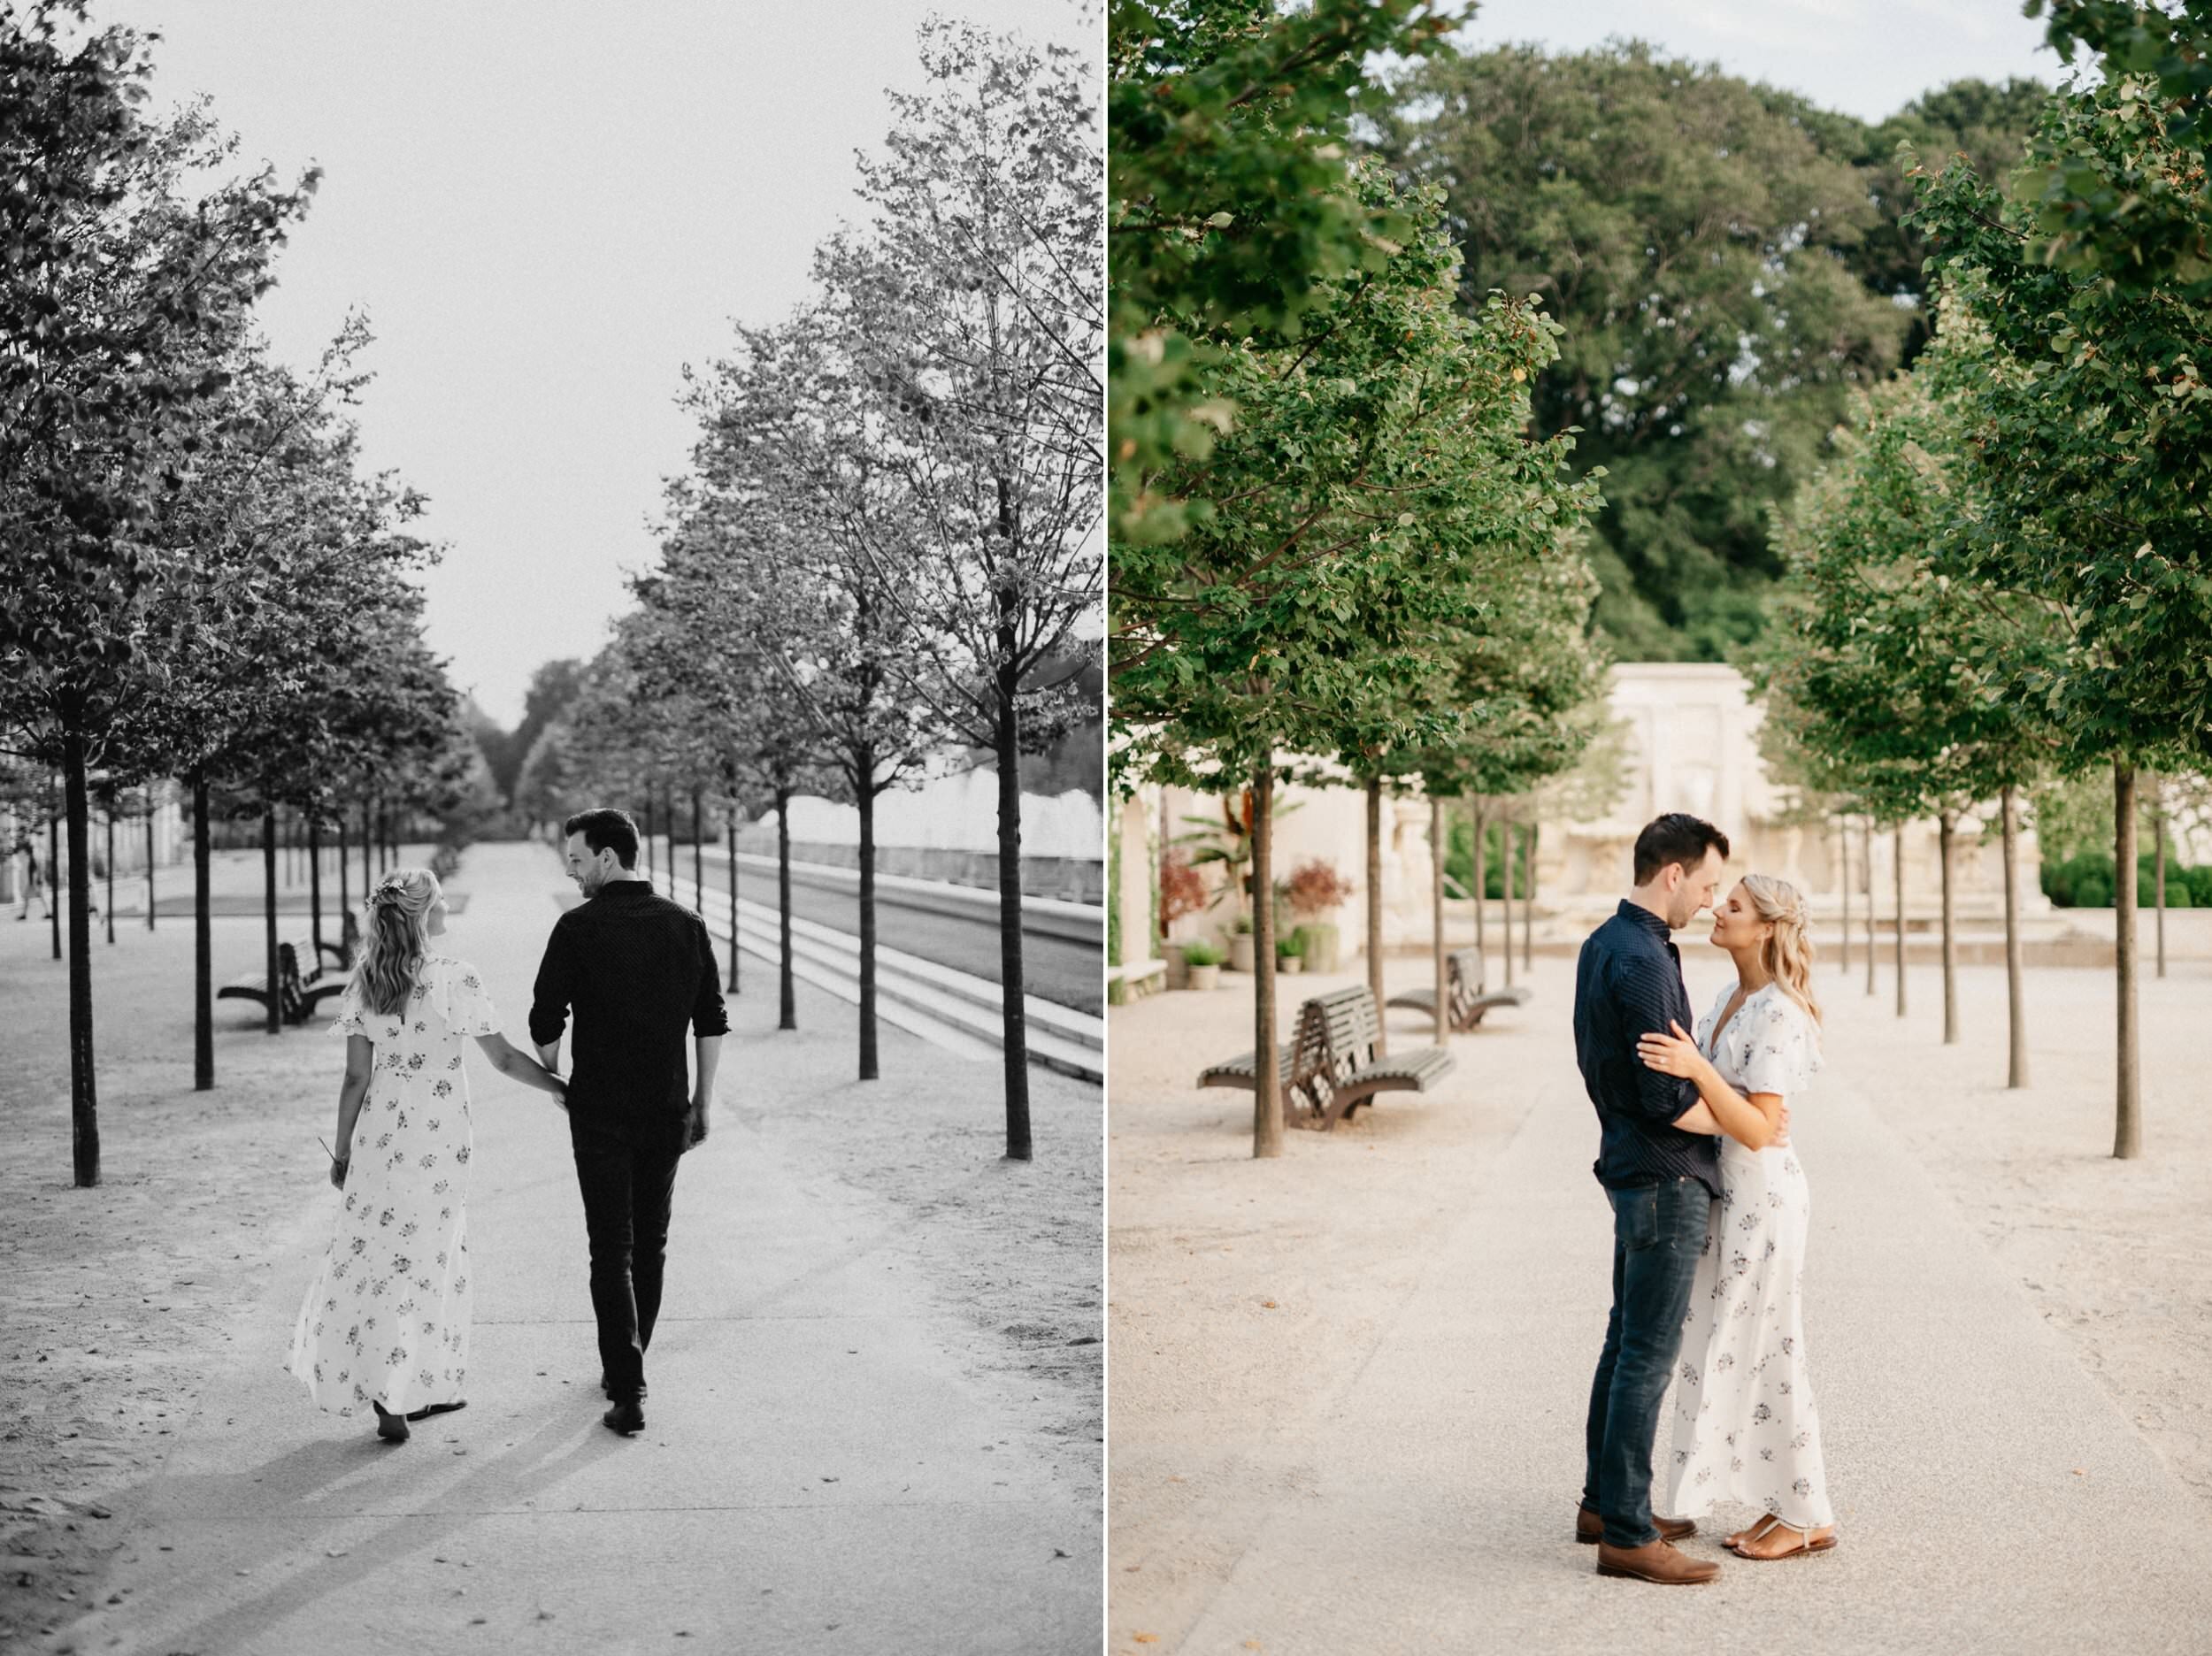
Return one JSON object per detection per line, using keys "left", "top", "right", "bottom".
{"left": 690, "top": 916, "right": 730, "bottom": 1039}
{"left": 1613, "top": 952, "right": 1703, "bottom": 1126}
{"left": 529, "top": 922, "right": 573, "bottom": 1049}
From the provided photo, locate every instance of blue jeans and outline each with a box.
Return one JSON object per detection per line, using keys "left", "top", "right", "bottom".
{"left": 1581, "top": 1177, "right": 1713, "bottom": 1547}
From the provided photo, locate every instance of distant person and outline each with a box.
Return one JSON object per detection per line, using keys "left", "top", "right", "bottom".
{"left": 530, "top": 807, "right": 726, "bottom": 1437}
{"left": 1573, "top": 811, "right": 1800, "bottom": 1584}
{"left": 1636, "top": 872, "right": 1837, "bottom": 1562}
{"left": 14, "top": 834, "right": 47, "bottom": 922}
{"left": 289, "top": 868, "right": 568, "bottom": 1444}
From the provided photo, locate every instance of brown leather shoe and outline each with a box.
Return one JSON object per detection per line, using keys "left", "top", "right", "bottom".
{"left": 1576, "top": 1505, "right": 1695, "bottom": 1545}
{"left": 1595, "top": 1538, "right": 1719, "bottom": 1584}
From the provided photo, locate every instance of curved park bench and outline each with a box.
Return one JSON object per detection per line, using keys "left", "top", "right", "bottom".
{"left": 1200, "top": 984, "right": 1455, "bottom": 1131}
{"left": 219, "top": 938, "right": 350, "bottom": 1026}
{"left": 1386, "top": 947, "right": 1532, "bottom": 1032}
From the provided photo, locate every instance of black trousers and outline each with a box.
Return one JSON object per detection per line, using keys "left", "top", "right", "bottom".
{"left": 570, "top": 1121, "right": 683, "bottom": 1404}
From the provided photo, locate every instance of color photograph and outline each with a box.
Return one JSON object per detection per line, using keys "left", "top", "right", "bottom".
{"left": 1106, "top": 2, "right": 2212, "bottom": 1651}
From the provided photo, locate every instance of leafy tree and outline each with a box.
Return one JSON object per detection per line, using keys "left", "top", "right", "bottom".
{"left": 1375, "top": 42, "right": 1912, "bottom": 660}
{"left": 1761, "top": 375, "right": 2060, "bottom": 1082}
{"left": 813, "top": 18, "right": 1103, "bottom": 1158}
{"left": 2020, "top": 0, "right": 2212, "bottom": 295}
{"left": 1113, "top": 157, "right": 1598, "bottom": 1154}
{"left": 1912, "top": 71, "right": 2212, "bottom": 1156}
{"left": 1847, "top": 78, "right": 2058, "bottom": 356}
{"left": 685, "top": 317, "right": 936, "bottom": 1085}
{"left": 0, "top": 6, "right": 317, "bottom": 1182}
{"left": 1107, "top": 0, "right": 1457, "bottom": 545}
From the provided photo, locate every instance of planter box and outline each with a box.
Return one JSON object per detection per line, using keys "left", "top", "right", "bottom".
{"left": 1228, "top": 932, "right": 1256, "bottom": 973}
{"left": 1186, "top": 962, "right": 1222, "bottom": 991}
{"left": 1296, "top": 920, "right": 1341, "bottom": 973}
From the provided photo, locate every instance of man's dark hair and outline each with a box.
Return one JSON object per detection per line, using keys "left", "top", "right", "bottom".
{"left": 1632, "top": 812, "right": 1730, "bottom": 886}
{"left": 564, "top": 808, "right": 640, "bottom": 869}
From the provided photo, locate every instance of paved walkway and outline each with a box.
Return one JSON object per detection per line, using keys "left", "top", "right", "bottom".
{"left": 55, "top": 844, "right": 1097, "bottom": 1655}
{"left": 1107, "top": 958, "right": 2212, "bottom": 1656}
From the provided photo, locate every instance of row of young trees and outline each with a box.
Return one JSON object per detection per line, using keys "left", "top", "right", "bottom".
{"left": 1109, "top": 2, "right": 1613, "bottom": 1158}
{"left": 1756, "top": 0, "right": 2212, "bottom": 1159}
{"left": 520, "top": 19, "right": 1102, "bottom": 1162}
{"left": 1, "top": 4, "right": 478, "bottom": 1185}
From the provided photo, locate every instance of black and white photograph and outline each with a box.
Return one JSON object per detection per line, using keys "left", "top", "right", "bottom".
{"left": 0, "top": 2, "right": 1104, "bottom": 1651}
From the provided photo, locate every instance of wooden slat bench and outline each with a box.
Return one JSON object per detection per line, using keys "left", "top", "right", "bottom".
{"left": 1386, "top": 947, "right": 1533, "bottom": 1032}
{"left": 1199, "top": 985, "right": 1455, "bottom": 1131}
{"left": 219, "top": 937, "right": 351, "bottom": 1026}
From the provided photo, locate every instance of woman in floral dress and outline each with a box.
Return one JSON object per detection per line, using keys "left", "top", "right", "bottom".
{"left": 288, "top": 868, "right": 566, "bottom": 1443}
{"left": 1636, "top": 872, "right": 1837, "bottom": 1560}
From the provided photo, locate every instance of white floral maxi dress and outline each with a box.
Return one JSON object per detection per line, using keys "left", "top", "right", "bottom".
{"left": 1663, "top": 980, "right": 1834, "bottom": 1530}
{"left": 288, "top": 955, "right": 498, "bottom": 1417}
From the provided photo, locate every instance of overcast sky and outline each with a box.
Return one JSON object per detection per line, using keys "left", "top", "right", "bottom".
{"left": 107, "top": 1, "right": 1096, "bottom": 728}
{"left": 1453, "top": 0, "right": 2062, "bottom": 122}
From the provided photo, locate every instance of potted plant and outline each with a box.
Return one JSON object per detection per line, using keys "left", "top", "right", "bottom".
{"left": 1179, "top": 937, "right": 1225, "bottom": 991}
{"left": 1285, "top": 858, "right": 1354, "bottom": 973}
{"left": 1176, "top": 788, "right": 1302, "bottom": 964}
{"left": 1276, "top": 929, "right": 1306, "bottom": 975}
{"left": 1227, "top": 911, "right": 1256, "bottom": 973}
{"left": 1157, "top": 850, "right": 1208, "bottom": 987}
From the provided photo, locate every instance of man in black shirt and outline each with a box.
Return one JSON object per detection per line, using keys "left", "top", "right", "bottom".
{"left": 1571, "top": 810, "right": 1738, "bottom": 1584}
{"left": 531, "top": 807, "right": 727, "bottom": 1435}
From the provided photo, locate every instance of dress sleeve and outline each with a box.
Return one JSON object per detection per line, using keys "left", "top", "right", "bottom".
{"left": 330, "top": 974, "right": 367, "bottom": 1039}
{"left": 1740, "top": 994, "right": 1818, "bottom": 1098}
{"left": 442, "top": 959, "right": 501, "bottom": 1038}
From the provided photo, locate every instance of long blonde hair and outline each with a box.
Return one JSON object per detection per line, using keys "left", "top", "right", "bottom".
{"left": 357, "top": 868, "right": 439, "bottom": 1016}
{"left": 1738, "top": 872, "right": 1823, "bottom": 1029}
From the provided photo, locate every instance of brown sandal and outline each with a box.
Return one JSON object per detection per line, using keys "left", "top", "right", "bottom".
{"left": 1732, "top": 1517, "right": 1837, "bottom": 1560}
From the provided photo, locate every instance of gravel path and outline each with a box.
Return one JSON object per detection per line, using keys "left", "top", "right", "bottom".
{"left": 1107, "top": 947, "right": 2212, "bottom": 1654}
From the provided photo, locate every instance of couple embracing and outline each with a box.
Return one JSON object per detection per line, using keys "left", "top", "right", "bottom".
{"left": 287, "top": 808, "right": 724, "bottom": 1442}
{"left": 1575, "top": 811, "right": 1836, "bottom": 1583}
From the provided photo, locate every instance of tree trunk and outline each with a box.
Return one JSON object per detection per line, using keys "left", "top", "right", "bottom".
{"left": 1893, "top": 824, "right": 1906, "bottom": 1018}
{"left": 691, "top": 786, "right": 704, "bottom": 910}
{"left": 62, "top": 713, "right": 100, "bottom": 1187}
{"left": 857, "top": 771, "right": 879, "bottom": 1083}
{"left": 193, "top": 770, "right": 213, "bottom": 1091}
{"left": 1472, "top": 801, "right": 1486, "bottom": 956}
{"left": 1365, "top": 776, "right": 1386, "bottom": 1058}
{"left": 995, "top": 669, "right": 1033, "bottom": 1162}
{"left": 2150, "top": 782, "right": 2168, "bottom": 977}
{"left": 1252, "top": 752, "right": 1280, "bottom": 1158}
{"left": 2114, "top": 762, "right": 2140, "bottom": 1160}
{"left": 1939, "top": 812, "right": 1958, "bottom": 1045}
{"left": 48, "top": 778, "right": 61, "bottom": 961}
{"left": 337, "top": 814, "right": 350, "bottom": 958}
{"left": 104, "top": 805, "right": 115, "bottom": 946}
{"left": 1502, "top": 817, "right": 1516, "bottom": 989}
{"left": 1431, "top": 796, "right": 1448, "bottom": 1044}
{"left": 263, "top": 808, "right": 281, "bottom": 1036}
{"left": 144, "top": 796, "right": 156, "bottom": 932}
{"left": 1863, "top": 816, "right": 1876, "bottom": 998}
{"left": 360, "top": 801, "right": 373, "bottom": 900}
{"left": 642, "top": 790, "right": 655, "bottom": 882}
{"left": 309, "top": 815, "right": 324, "bottom": 962}
{"left": 776, "top": 787, "right": 795, "bottom": 1031}
{"left": 1521, "top": 819, "right": 1534, "bottom": 975}
{"left": 726, "top": 806, "right": 740, "bottom": 994}
{"left": 2001, "top": 785, "right": 2027, "bottom": 1089}
{"left": 1839, "top": 816, "right": 1851, "bottom": 976}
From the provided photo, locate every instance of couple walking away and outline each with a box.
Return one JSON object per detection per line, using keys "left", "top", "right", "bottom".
{"left": 287, "top": 808, "right": 727, "bottom": 1442}
{"left": 1576, "top": 811, "right": 1835, "bottom": 1583}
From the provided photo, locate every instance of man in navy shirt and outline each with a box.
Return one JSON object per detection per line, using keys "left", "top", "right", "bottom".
{"left": 1571, "top": 811, "right": 1755, "bottom": 1584}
